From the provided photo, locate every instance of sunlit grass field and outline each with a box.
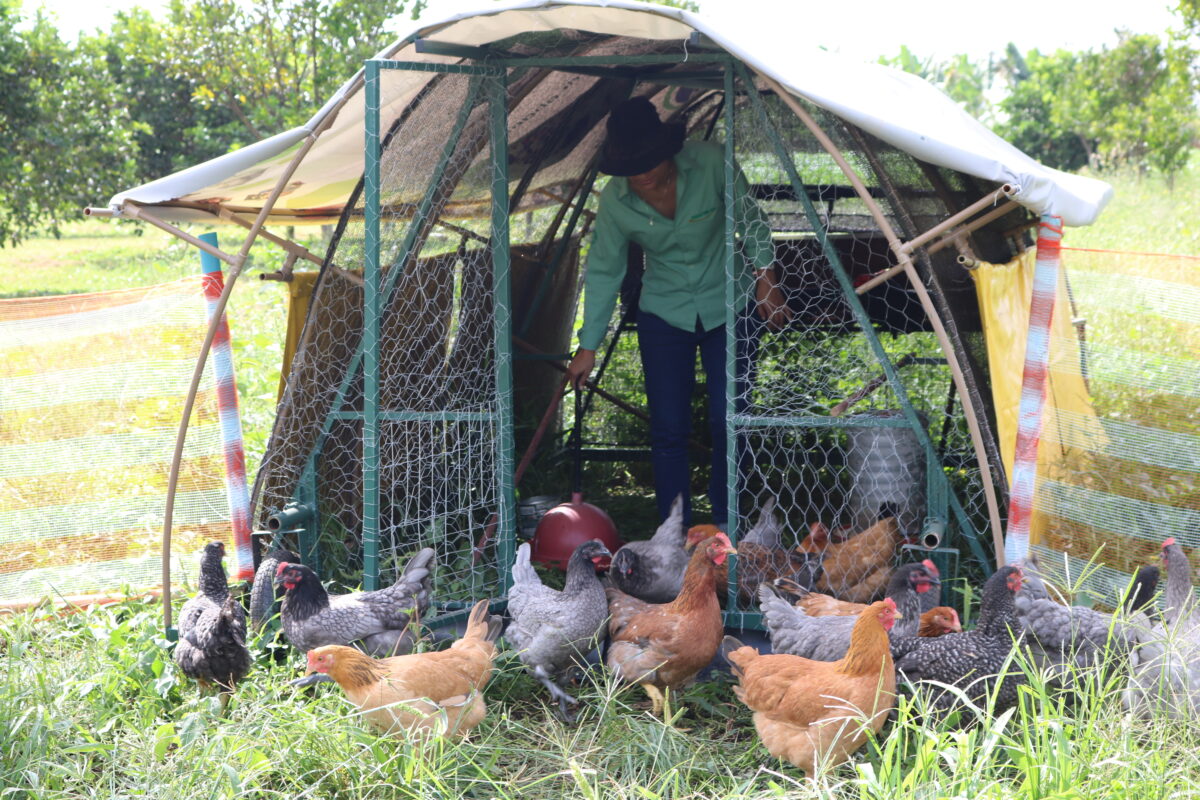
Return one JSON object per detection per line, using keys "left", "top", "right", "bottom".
{"left": 1, "top": 163, "right": 1198, "bottom": 798}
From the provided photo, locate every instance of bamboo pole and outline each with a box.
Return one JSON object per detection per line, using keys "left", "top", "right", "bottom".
{"left": 217, "top": 207, "right": 325, "bottom": 266}
{"left": 899, "top": 185, "right": 1018, "bottom": 255}
{"left": 925, "top": 200, "right": 1022, "bottom": 256}
{"left": 756, "top": 71, "right": 1006, "bottom": 565}
{"left": 120, "top": 202, "right": 239, "bottom": 267}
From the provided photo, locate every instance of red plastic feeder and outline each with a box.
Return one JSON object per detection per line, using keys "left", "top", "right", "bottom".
{"left": 530, "top": 492, "right": 623, "bottom": 571}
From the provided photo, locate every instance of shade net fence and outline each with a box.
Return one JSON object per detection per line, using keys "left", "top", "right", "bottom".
{"left": 253, "top": 33, "right": 1031, "bottom": 612}
{"left": 977, "top": 248, "right": 1200, "bottom": 604}
{"left": 0, "top": 279, "right": 236, "bottom": 605}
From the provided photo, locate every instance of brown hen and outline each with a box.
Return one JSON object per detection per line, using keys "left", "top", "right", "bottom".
{"left": 293, "top": 599, "right": 501, "bottom": 739}
{"left": 605, "top": 533, "right": 735, "bottom": 717}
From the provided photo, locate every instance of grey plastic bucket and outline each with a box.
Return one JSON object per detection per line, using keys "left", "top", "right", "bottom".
{"left": 846, "top": 410, "right": 927, "bottom": 539}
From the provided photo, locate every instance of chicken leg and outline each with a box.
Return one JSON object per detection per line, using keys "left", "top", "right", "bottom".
{"left": 532, "top": 665, "right": 580, "bottom": 723}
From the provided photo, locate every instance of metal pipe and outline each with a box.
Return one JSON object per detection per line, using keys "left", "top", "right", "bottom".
{"left": 82, "top": 206, "right": 116, "bottom": 218}
{"left": 757, "top": 69, "right": 1006, "bottom": 566}
{"left": 121, "top": 202, "right": 239, "bottom": 267}
{"left": 854, "top": 263, "right": 906, "bottom": 295}
{"left": 925, "top": 200, "right": 1022, "bottom": 256}
{"left": 900, "top": 185, "right": 1018, "bottom": 255}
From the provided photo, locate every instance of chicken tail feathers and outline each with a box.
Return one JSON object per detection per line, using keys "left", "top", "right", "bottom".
{"left": 720, "top": 635, "right": 756, "bottom": 679}
{"left": 464, "top": 599, "right": 503, "bottom": 643}
{"left": 511, "top": 542, "right": 540, "bottom": 588}
{"left": 772, "top": 576, "right": 811, "bottom": 603}
{"left": 400, "top": 547, "right": 436, "bottom": 585}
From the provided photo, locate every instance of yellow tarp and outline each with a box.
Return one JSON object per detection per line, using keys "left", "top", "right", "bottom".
{"left": 973, "top": 250, "right": 1100, "bottom": 550}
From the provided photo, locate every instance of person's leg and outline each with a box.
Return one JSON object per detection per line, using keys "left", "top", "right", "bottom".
{"left": 697, "top": 322, "right": 730, "bottom": 527}
{"left": 698, "top": 310, "right": 767, "bottom": 528}
{"left": 637, "top": 310, "right": 698, "bottom": 525}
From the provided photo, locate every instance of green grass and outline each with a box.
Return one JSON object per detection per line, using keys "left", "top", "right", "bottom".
{"left": 1065, "top": 159, "right": 1200, "bottom": 255}
{"left": 2, "top": 595, "right": 1199, "bottom": 799}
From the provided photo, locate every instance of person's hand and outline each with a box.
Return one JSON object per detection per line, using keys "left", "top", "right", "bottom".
{"left": 754, "top": 268, "right": 794, "bottom": 331}
{"left": 566, "top": 348, "right": 596, "bottom": 389}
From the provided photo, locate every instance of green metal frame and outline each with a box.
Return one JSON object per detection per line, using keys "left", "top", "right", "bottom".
{"left": 278, "top": 48, "right": 993, "bottom": 621}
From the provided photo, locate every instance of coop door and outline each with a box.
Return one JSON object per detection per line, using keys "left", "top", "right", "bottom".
{"left": 343, "top": 62, "right": 515, "bottom": 600}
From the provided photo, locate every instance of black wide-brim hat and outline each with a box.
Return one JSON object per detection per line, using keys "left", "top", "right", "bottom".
{"left": 598, "top": 96, "right": 686, "bottom": 177}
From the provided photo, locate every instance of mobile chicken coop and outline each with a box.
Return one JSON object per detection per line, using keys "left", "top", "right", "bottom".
{"left": 92, "top": 0, "right": 1112, "bottom": 629}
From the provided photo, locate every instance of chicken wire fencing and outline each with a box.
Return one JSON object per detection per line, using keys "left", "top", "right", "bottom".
{"left": 252, "top": 41, "right": 1026, "bottom": 620}
{"left": 0, "top": 279, "right": 237, "bottom": 605}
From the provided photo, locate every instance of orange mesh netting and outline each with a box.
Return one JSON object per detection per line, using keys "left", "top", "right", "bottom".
{"left": 0, "top": 278, "right": 235, "bottom": 605}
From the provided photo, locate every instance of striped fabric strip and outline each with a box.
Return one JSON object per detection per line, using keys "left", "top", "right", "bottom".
{"left": 1005, "top": 214, "right": 1062, "bottom": 564}
{"left": 199, "top": 234, "right": 253, "bottom": 581}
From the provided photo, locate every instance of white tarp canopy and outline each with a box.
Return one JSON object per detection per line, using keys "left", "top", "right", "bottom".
{"left": 103, "top": 0, "right": 1112, "bottom": 228}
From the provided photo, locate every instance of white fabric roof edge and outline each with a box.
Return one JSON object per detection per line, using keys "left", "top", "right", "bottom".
{"left": 103, "top": 0, "right": 1112, "bottom": 228}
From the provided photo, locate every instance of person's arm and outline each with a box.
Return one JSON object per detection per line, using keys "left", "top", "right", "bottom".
{"left": 569, "top": 195, "right": 628, "bottom": 387}
{"left": 733, "top": 159, "right": 793, "bottom": 330}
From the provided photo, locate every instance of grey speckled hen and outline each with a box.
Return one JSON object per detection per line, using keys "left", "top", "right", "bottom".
{"left": 892, "top": 565, "right": 1026, "bottom": 722}
{"left": 759, "top": 562, "right": 938, "bottom": 662}
{"left": 275, "top": 547, "right": 434, "bottom": 657}
{"left": 608, "top": 494, "right": 688, "bottom": 603}
{"left": 174, "top": 541, "right": 251, "bottom": 692}
{"left": 506, "top": 540, "right": 611, "bottom": 721}
{"left": 1124, "top": 539, "right": 1200, "bottom": 720}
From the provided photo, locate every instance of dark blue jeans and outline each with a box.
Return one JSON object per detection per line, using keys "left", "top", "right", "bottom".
{"left": 637, "top": 308, "right": 763, "bottom": 527}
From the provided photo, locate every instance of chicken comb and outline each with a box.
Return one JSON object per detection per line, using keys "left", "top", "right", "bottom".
{"left": 1163, "top": 537, "right": 1176, "bottom": 548}
{"left": 276, "top": 561, "right": 291, "bottom": 576}
{"left": 883, "top": 596, "right": 898, "bottom": 611}
{"left": 922, "top": 559, "right": 939, "bottom": 577}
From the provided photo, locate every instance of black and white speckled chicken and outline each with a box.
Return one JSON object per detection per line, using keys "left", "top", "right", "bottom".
{"left": 759, "top": 562, "right": 939, "bottom": 662}
{"left": 892, "top": 565, "right": 1026, "bottom": 721}
{"left": 1015, "top": 554, "right": 1158, "bottom": 685}
{"left": 174, "top": 541, "right": 251, "bottom": 694}
{"left": 275, "top": 547, "right": 434, "bottom": 657}
{"left": 249, "top": 546, "right": 300, "bottom": 633}
{"left": 608, "top": 494, "right": 688, "bottom": 603}
{"left": 506, "top": 540, "right": 611, "bottom": 721}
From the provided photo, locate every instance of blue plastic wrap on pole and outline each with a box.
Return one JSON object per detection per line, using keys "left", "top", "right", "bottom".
{"left": 197, "top": 232, "right": 253, "bottom": 581}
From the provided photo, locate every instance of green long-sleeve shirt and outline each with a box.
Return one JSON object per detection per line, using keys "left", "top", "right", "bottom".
{"left": 577, "top": 140, "right": 775, "bottom": 351}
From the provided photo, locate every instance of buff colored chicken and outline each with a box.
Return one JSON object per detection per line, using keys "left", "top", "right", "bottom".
{"left": 722, "top": 599, "right": 899, "bottom": 778}
{"left": 778, "top": 559, "right": 941, "bottom": 617}
{"left": 290, "top": 599, "right": 502, "bottom": 739}
{"left": 686, "top": 500, "right": 821, "bottom": 606}
{"left": 920, "top": 606, "right": 963, "bottom": 636}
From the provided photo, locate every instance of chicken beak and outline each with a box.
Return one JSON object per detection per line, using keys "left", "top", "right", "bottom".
{"left": 893, "top": 611, "right": 903, "bottom": 620}
{"left": 725, "top": 546, "right": 738, "bottom": 555}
